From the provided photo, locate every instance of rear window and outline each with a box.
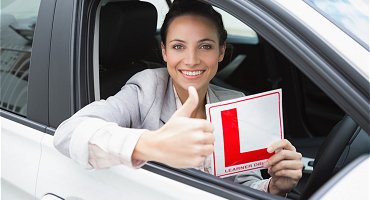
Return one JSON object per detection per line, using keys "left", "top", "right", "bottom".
{"left": 0, "top": 0, "right": 41, "bottom": 116}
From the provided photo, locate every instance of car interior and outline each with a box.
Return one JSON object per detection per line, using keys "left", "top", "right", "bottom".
{"left": 99, "top": 0, "right": 163, "bottom": 99}
{"left": 97, "top": 0, "right": 370, "bottom": 199}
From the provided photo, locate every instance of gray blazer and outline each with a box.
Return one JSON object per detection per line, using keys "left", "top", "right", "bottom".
{"left": 55, "top": 68, "right": 264, "bottom": 188}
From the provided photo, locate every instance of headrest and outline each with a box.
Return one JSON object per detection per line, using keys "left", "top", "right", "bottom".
{"left": 99, "top": 1, "right": 158, "bottom": 69}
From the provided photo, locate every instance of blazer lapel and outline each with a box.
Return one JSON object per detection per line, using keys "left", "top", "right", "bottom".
{"left": 208, "top": 86, "right": 222, "bottom": 103}
{"left": 160, "top": 77, "right": 176, "bottom": 125}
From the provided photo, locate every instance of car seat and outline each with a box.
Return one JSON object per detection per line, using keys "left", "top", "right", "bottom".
{"left": 99, "top": 1, "right": 163, "bottom": 99}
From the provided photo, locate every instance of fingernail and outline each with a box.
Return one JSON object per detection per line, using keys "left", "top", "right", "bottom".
{"left": 267, "top": 147, "right": 272, "bottom": 153}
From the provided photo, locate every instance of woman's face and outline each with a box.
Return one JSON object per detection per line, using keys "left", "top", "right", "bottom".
{"left": 162, "top": 15, "right": 225, "bottom": 96}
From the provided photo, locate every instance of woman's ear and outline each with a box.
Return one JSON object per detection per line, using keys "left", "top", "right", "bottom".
{"left": 218, "top": 42, "right": 226, "bottom": 62}
{"left": 161, "top": 42, "right": 167, "bottom": 62}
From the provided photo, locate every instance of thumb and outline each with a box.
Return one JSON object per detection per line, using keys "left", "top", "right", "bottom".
{"left": 173, "top": 86, "right": 199, "bottom": 117}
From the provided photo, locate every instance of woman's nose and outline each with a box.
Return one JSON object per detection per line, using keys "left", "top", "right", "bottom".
{"left": 184, "top": 49, "right": 200, "bottom": 66}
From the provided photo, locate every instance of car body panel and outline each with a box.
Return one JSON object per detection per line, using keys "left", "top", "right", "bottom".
{"left": 310, "top": 155, "right": 370, "bottom": 200}
{"left": 35, "top": 134, "right": 227, "bottom": 200}
{"left": 1, "top": 117, "right": 43, "bottom": 199}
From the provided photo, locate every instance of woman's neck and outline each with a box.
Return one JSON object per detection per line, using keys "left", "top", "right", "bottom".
{"left": 175, "top": 85, "right": 207, "bottom": 119}
{"left": 192, "top": 98, "right": 206, "bottom": 119}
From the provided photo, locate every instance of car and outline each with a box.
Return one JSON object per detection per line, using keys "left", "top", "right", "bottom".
{"left": 1, "top": 0, "right": 369, "bottom": 199}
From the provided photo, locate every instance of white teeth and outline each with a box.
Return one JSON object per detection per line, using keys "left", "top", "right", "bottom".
{"left": 182, "top": 70, "right": 204, "bottom": 76}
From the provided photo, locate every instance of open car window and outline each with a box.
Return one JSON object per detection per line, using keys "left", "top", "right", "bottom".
{"left": 93, "top": 0, "right": 369, "bottom": 199}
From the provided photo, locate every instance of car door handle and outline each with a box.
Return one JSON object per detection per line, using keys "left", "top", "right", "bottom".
{"left": 41, "top": 194, "right": 64, "bottom": 200}
{"left": 41, "top": 194, "right": 85, "bottom": 200}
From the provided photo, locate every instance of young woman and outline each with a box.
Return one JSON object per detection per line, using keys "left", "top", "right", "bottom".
{"left": 54, "top": 0, "right": 302, "bottom": 196}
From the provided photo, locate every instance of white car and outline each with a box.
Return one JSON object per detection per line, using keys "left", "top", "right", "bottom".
{"left": 1, "top": 0, "right": 369, "bottom": 199}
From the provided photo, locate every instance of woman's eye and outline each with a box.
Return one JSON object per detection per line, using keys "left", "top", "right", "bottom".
{"left": 173, "top": 45, "right": 183, "bottom": 50}
{"left": 200, "top": 44, "right": 212, "bottom": 49}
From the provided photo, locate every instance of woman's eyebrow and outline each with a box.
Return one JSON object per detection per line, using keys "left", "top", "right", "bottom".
{"left": 168, "top": 38, "right": 216, "bottom": 43}
{"left": 169, "top": 39, "right": 185, "bottom": 43}
{"left": 198, "top": 38, "right": 216, "bottom": 43}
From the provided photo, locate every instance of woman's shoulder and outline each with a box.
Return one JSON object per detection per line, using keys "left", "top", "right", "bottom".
{"left": 126, "top": 68, "right": 169, "bottom": 85}
{"left": 123, "top": 68, "right": 170, "bottom": 103}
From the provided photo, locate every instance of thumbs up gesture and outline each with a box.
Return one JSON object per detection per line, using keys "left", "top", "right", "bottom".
{"left": 133, "top": 86, "right": 215, "bottom": 168}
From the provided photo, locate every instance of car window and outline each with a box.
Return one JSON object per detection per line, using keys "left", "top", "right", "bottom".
{"left": 305, "top": 0, "right": 369, "bottom": 49}
{"left": 0, "top": 0, "right": 41, "bottom": 117}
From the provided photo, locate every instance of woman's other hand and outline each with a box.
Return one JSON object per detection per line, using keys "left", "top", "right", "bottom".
{"left": 265, "top": 139, "right": 303, "bottom": 195}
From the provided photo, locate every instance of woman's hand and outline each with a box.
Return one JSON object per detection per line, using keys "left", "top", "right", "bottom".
{"left": 265, "top": 139, "right": 303, "bottom": 196}
{"left": 133, "top": 86, "right": 215, "bottom": 168}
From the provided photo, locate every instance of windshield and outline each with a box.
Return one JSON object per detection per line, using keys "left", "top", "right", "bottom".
{"left": 305, "top": 0, "right": 369, "bottom": 50}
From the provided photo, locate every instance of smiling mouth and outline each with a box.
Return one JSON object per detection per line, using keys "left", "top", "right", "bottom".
{"left": 180, "top": 70, "right": 205, "bottom": 76}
